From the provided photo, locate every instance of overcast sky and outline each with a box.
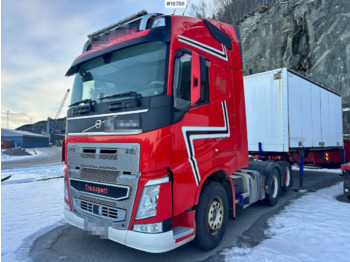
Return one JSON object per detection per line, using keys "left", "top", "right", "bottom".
{"left": 1, "top": 0, "right": 201, "bottom": 129}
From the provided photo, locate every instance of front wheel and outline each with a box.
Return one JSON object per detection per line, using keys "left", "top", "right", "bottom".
{"left": 193, "top": 181, "right": 228, "bottom": 251}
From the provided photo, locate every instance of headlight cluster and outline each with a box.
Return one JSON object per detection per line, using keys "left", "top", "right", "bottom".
{"left": 136, "top": 185, "right": 160, "bottom": 219}
{"left": 133, "top": 176, "right": 170, "bottom": 234}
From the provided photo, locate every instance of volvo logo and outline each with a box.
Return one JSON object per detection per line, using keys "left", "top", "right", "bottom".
{"left": 95, "top": 119, "right": 102, "bottom": 129}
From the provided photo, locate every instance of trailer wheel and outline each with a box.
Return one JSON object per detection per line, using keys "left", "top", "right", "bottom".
{"left": 264, "top": 168, "right": 280, "bottom": 206}
{"left": 193, "top": 181, "right": 228, "bottom": 251}
{"left": 282, "top": 162, "right": 293, "bottom": 192}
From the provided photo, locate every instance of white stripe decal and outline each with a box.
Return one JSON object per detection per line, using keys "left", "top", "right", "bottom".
{"left": 178, "top": 35, "right": 228, "bottom": 61}
{"left": 182, "top": 101, "right": 230, "bottom": 186}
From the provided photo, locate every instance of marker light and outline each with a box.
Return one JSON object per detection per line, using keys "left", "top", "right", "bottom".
{"left": 151, "top": 17, "right": 165, "bottom": 28}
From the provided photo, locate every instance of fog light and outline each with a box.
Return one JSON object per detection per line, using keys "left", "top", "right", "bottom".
{"left": 133, "top": 222, "right": 163, "bottom": 233}
{"left": 345, "top": 188, "right": 349, "bottom": 193}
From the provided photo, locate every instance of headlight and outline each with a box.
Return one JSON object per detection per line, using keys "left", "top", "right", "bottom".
{"left": 135, "top": 185, "right": 160, "bottom": 220}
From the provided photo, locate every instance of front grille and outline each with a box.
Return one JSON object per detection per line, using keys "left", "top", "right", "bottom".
{"left": 101, "top": 206, "right": 118, "bottom": 219}
{"left": 68, "top": 143, "right": 140, "bottom": 229}
{"left": 99, "top": 149, "right": 118, "bottom": 160}
{"left": 81, "top": 200, "right": 93, "bottom": 212}
{"left": 81, "top": 153, "right": 95, "bottom": 159}
{"left": 67, "top": 143, "right": 140, "bottom": 173}
{"left": 80, "top": 194, "right": 117, "bottom": 208}
{"left": 81, "top": 168, "right": 119, "bottom": 184}
{"left": 75, "top": 198, "right": 126, "bottom": 221}
{"left": 99, "top": 154, "right": 118, "bottom": 160}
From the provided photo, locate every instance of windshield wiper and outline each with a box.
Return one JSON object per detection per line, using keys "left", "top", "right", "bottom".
{"left": 69, "top": 99, "right": 94, "bottom": 107}
{"left": 99, "top": 91, "right": 138, "bottom": 101}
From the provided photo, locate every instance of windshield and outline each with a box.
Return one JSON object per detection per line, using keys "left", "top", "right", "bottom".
{"left": 70, "top": 42, "right": 167, "bottom": 106}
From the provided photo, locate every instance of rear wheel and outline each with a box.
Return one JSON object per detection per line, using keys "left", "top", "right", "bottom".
{"left": 193, "top": 181, "right": 228, "bottom": 251}
{"left": 282, "top": 162, "right": 293, "bottom": 192}
{"left": 264, "top": 168, "right": 280, "bottom": 206}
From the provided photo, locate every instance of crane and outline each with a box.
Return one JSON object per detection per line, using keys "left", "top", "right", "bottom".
{"left": 47, "top": 89, "right": 70, "bottom": 137}
{"left": 55, "top": 89, "right": 70, "bottom": 119}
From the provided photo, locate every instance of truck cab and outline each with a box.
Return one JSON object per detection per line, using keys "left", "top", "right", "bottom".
{"left": 63, "top": 11, "right": 250, "bottom": 252}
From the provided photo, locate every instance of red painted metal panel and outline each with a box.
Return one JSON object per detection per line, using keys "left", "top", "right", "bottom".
{"left": 344, "top": 139, "right": 350, "bottom": 162}
{"left": 289, "top": 139, "right": 349, "bottom": 166}
{"left": 1, "top": 140, "right": 12, "bottom": 149}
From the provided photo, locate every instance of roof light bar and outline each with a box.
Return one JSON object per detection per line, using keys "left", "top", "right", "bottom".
{"left": 87, "top": 10, "right": 148, "bottom": 39}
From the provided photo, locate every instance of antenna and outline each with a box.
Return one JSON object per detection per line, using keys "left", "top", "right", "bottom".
{"left": 182, "top": 0, "right": 190, "bottom": 16}
{"left": 172, "top": 8, "right": 177, "bottom": 15}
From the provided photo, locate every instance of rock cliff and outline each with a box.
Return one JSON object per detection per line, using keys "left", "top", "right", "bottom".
{"left": 239, "top": 0, "right": 350, "bottom": 137}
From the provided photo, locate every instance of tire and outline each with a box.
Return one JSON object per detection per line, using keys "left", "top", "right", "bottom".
{"left": 347, "top": 195, "right": 350, "bottom": 201}
{"left": 264, "top": 168, "right": 280, "bottom": 206}
{"left": 282, "top": 162, "right": 293, "bottom": 192}
{"left": 193, "top": 181, "right": 229, "bottom": 251}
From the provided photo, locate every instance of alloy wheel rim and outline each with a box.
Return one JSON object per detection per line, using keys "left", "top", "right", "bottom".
{"left": 207, "top": 197, "right": 224, "bottom": 235}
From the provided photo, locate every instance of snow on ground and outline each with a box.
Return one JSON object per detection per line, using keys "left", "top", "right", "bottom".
{"left": 2, "top": 164, "right": 349, "bottom": 261}
{"left": 292, "top": 165, "right": 342, "bottom": 174}
{"left": 1, "top": 164, "right": 64, "bottom": 184}
{"left": 1, "top": 165, "right": 65, "bottom": 261}
{"left": 1, "top": 148, "right": 47, "bottom": 162}
{"left": 223, "top": 182, "right": 350, "bottom": 261}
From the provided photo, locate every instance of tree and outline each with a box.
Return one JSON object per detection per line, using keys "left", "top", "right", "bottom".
{"left": 190, "top": 0, "right": 214, "bottom": 19}
{"left": 190, "top": 0, "right": 275, "bottom": 25}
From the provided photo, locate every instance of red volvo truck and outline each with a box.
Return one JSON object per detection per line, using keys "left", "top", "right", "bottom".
{"left": 63, "top": 11, "right": 294, "bottom": 252}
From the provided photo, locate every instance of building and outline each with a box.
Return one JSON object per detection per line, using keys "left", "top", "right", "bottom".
{"left": 1, "top": 129, "right": 49, "bottom": 148}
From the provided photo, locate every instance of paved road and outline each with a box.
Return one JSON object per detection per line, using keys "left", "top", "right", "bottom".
{"left": 1, "top": 147, "right": 62, "bottom": 170}
{"left": 29, "top": 169, "right": 343, "bottom": 262}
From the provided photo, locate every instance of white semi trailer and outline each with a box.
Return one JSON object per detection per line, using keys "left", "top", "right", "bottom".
{"left": 244, "top": 68, "right": 343, "bottom": 188}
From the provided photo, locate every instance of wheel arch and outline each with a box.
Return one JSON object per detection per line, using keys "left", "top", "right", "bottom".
{"left": 195, "top": 168, "right": 235, "bottom": 218}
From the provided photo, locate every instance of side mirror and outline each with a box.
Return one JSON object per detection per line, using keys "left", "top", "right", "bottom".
{"left": 191, "top": 51, "right": 201, "bottom": 106}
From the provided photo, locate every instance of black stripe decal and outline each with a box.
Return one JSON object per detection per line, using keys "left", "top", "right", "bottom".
{"left": 182, "top": 101, "right": 230, "bottom": 186}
